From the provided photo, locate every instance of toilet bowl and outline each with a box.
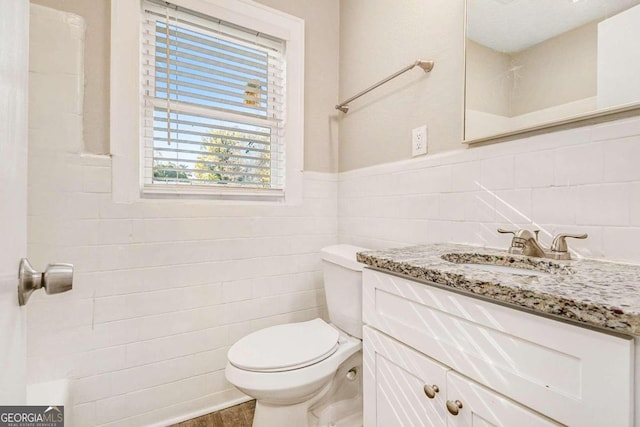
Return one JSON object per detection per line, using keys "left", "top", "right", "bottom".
{"left": 225, "top": 245, "right": 368, "bottom": 427}
{"left": 226, "top": 319, "right": 361, "bottom": 400}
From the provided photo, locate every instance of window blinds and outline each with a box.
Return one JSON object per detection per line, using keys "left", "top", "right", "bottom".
{"left": 141, "top": 0, "right": 286, "bottom": 191}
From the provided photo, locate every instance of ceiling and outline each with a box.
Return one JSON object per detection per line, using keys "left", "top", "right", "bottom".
{"left": 467, "top": 0, "right": 640, "bottom": 53}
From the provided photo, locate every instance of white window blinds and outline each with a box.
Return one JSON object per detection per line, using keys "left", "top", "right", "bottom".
{"left": 141, "top": 0, "right": 286, "bottom": 192}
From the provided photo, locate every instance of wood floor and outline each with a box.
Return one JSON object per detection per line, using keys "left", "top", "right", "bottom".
{"left": 171, "top": 400, "right": 256, "bottom": 427}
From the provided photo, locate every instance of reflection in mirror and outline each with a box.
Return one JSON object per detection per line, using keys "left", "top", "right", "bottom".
{"left": 464, "top": 0, "right": 640, "bottom": 142}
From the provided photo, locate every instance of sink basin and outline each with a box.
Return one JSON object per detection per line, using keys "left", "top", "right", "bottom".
{"left": 440, "top": 252, "right": 573, "bottom": 277}
{"left": 458, "top": 263, "right": 550, "bottom": 277}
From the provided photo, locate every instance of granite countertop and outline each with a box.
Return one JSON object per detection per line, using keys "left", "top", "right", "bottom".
{"left": 357, "top": 244, "right": 640, "bottom": 336}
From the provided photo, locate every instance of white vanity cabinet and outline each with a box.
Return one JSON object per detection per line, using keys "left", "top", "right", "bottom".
{"left": 364, "top": 326, "right": 560, "bottom": 427}
{"left": 362, "top": 269, "right": 635, "bottom": 427}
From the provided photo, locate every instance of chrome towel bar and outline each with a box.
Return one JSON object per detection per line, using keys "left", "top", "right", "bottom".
{"left": 335, "top": 59, "right": 434, "bottom": 113}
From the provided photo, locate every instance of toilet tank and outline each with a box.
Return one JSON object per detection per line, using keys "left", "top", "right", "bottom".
{"left": 320, "top": 244, "right": 369, "bottom": 339}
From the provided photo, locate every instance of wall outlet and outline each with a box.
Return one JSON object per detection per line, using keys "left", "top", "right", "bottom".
{"left": 412, "top": 125, "right": 428, "bottom": 157}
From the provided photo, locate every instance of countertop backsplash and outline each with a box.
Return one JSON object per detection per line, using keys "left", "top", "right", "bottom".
{"left": 339, "top": 116, "right": 640, "bottom": 265}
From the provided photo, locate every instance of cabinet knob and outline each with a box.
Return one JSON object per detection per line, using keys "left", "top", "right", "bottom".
{"left": 446, "top": 399, "right": 463, "bottom": 416}
{"left": 423, "top": 384, "right": 439, "bottom": 399}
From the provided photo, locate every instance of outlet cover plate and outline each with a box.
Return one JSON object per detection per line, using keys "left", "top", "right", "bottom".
{"left": 412, "top": 125, "right": 427, "bottom": 156}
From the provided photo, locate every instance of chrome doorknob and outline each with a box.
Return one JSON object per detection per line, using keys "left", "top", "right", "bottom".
{"left": 18, "top": 258, "right": 73, "bottom": 305}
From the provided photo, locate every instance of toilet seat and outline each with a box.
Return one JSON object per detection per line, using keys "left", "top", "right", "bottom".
{"left": 225, "top": 331, "right": 362, "bottom": 406}
{"left": 228, "top": 319, "right": 340, "bottom": 372}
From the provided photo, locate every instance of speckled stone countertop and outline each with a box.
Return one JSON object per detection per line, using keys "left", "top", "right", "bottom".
{"left": 357, "top": 244, "right": 640, "bottom": 336}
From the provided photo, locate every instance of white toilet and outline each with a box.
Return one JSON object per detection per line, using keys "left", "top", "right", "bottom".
{"left": 225, "top": 244, "right": 368, "bottom": 427}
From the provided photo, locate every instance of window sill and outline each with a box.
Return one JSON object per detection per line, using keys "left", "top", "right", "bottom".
{"left": 141, "top": 184, "right": 285, "bottom": 202}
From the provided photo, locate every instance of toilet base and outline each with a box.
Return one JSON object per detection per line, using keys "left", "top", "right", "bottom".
{"left": 252, "top": 381, "right": 331, "bottom": 427}
{"left": 253, "top": 401, "right": 308, "bottom": 427}
{"left": 251, "top": 352, "right": 362, "bottom": 427}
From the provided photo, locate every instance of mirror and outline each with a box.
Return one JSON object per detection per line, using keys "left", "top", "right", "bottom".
{"left": 464, "top": 0, "right": 640, "bottom": 143}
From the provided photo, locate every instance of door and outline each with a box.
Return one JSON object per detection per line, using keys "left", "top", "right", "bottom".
{"left": 0, "top": 0, "right": 29, "bottom": 404}
{"left": 364, "top": 326, "right": 448, "bottom": 427}
{"left": 445, "top": 372, "right": 562, "bottom": 427}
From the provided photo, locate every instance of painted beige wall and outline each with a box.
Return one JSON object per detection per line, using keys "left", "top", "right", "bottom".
{"left": 31, "top": 0, "right": 110, "bottom": 155}
{"left": 30, "top": 0, "right": 340, "bottom": 172}
{"left": 466, "top": 21, "right": 596, "bottom": 119}
{"left": 338, "top": 0, "right": 465, "bottom": 171}
{"left": 465, "top": 40, "right": 510, "bottom": 117}
{"left": 510, "top": 21, "right": 597, "bottom": 116}
{"left": 255, "top": 0, "right": 340, "bottom": 172}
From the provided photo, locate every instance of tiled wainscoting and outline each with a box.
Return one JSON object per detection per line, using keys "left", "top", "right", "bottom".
{"left": 27, "top": 158, "right": 336, "bottom": 426}
{"left": 27, "top": 7, "right": 338, "bottom": 426}
{"left": 339, "top": 116, "right": 640, "bottom": 264}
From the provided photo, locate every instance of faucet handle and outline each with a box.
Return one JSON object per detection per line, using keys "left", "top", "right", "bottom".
{"left": 497, "top": 228, "right": 517, "bottom": 236}
{"left": 498, "top": 228, "right": 540, "bottom": 240}
{"left": 550, "top": 233, "right": 588, "bottom": 253}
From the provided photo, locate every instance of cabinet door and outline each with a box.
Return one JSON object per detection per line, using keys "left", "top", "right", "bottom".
{"left": 364, "top": 326, "right": 448, "bottom": 427}
{"left": 445, "top": 372, "right": 562, "bottom": 427}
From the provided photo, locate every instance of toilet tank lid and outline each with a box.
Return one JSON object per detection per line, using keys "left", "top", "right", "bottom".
{"left": 320, "top": 244, "right": 369, "bottom": 271}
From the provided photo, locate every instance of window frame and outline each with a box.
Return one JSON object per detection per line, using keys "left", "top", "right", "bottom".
{"left": 111, "top": 0, "right": 304, "bottom": 204}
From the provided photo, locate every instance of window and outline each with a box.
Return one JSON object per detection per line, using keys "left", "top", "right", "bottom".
{"left": 110, "top": 0, "right": 303, "bottom": 202}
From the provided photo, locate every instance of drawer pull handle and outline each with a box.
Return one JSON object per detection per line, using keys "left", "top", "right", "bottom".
{"left": 446, "top": 400, "right": 463, "bottom": 416}
{"left": 423, "top": 384, "right": 439, "bottom": 399}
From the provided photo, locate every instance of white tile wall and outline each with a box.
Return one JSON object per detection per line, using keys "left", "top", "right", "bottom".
{"left": 26, "top": 155, "right": 337, "bottom": 426}
{"left": 27, "top": 155, "right": 337, "bottom": 427}
{"left": 27, "top": 7, "right": 337, "bottom": 426}
{"left": 339, "top": 116, "right": 640, "bottom": 264}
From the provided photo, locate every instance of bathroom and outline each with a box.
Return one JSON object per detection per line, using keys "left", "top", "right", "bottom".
{"left": 1, "top": 0, "right": 640, "bottom": 426}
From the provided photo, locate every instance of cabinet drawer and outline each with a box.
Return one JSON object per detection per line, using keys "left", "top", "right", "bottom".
{"left": 364, "top": 326, "right": 448, "bottom": 427}
{"left": 363, "top": 269, "right": 633, "bottom": 427}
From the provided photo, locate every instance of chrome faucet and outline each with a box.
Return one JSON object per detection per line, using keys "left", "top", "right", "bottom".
{"left": 498, "top": 228, "right": 587, "bottom": 260}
